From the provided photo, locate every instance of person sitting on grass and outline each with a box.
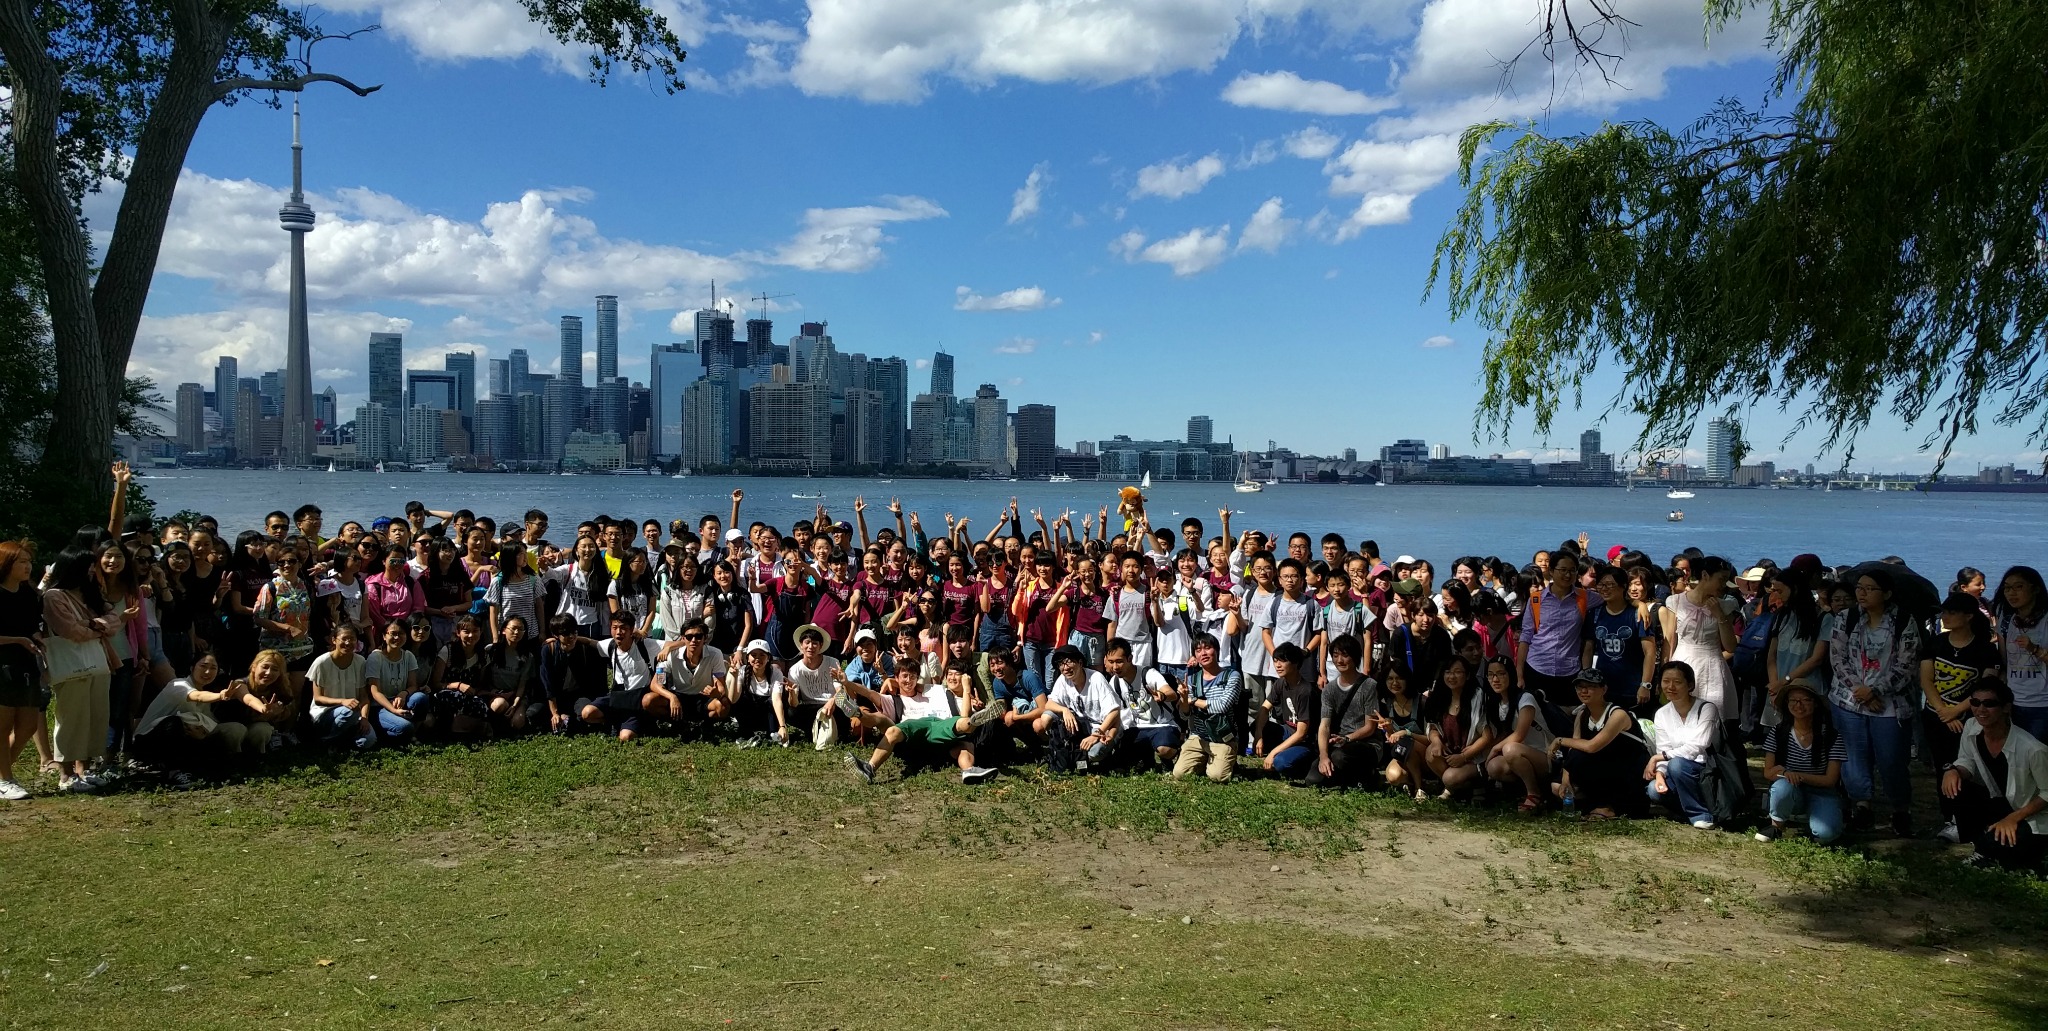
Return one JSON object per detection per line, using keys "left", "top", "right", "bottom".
{"left": 364, "top": 618, "right": 425, "bottom": 743}
{"left": 654, "top": 617, "right": 730, "bottom": 732}
{"left": 1255, "top": 642, "right": 1320, "bottom": 780}
{"left": 846, "top": 658, "right": 1003, "bottom": 784}
{"left": 1756, "top": 681, "right": 1847, "bottom": 844}
{"left": 1644, "top": 660, "right": 1724, "bottom": 830}
{"left": 1036, "top": 644, "right": 1125, "bottom": 769}
{"left": 581, "top": 613, "right": 668, "bottom": 742}
{"left": 987, "top": 646, "right": 1048, "bottom": 756}
{"left": 306, "top": 625, "right": 376, "bottom": 749}
{"left": 1304, "top": 634, "right": 1381, "bottom": 790}
{"left": 1480, "top": 655, "right": 1554, "bottom": 812}
{"left": 783, "top": 623, "right": 850, "bottom": 744}
{"left": 1941, "top": 677, "right": 2048, "bottom": 870}
{"left": 1554, "top": 667, "right": 1652, "bottom": 820}
{"left": 1378, "top": 661, "right": 1429, "bottom": 798}
{"left": 726, "top": 640, "right": 789, "bottom": 743}
{"left": 132, "top": 648, "right": 253, "bottom": 777}
{"left": 1423, "top": 655, "right": 1492, "bottom": 800}
{"left": 537, "top": 614, "right": 601, "bottom": 735}
{"left": 1103, "top": 638, "right": 1181, "bottom": 770}
{"left": 1172, "top": 633, "right": 1241, "bottom": 783}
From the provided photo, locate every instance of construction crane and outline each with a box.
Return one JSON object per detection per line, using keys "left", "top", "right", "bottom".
{"left": 752, "top": 291, "right": 794, "bottom": 322}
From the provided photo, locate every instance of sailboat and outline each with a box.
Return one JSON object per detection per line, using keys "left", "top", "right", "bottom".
{"left": 1140, "top": 470, "right": 1151, "bottom": 489}
{"left": 326, "top": 461, "right": 336, "bottom": 473}
{"left": 374, "top": 461, "right": 385, "bottom": 474}
{"left": 1233, "top": 453, "right": 1263, "bottom": 493}
{"left": 672, "top": 468, "right": 690, "bottom": 479}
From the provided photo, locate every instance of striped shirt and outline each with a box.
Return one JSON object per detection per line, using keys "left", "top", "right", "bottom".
{"left": 1766, "top": 724, "right": 1847, "bottom": 776}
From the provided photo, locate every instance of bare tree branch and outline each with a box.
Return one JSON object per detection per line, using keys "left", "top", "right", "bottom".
{"left": 214, "top": 70, "right": 382, "bottom": 100}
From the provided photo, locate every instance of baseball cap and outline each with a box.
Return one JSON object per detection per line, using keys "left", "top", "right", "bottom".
{"left": 852, "top": 628, "right": 878, "bottom": 647}
{"left": 1573, "top": 667, "right": 1606, "bottom": 686}
{"left": 742, "top": 639, "right": 771, "bottom": 655}
{"left": 834, "top": 521, "right": 853, "bottom": 532}
{"left": 1606, "top": 544, "right": 1626, "bottom": 562}
{"left": 1393, "top": 554, "right": 1417, "bottom": 566}
{"left": 1391, "top": 577, "right": 1423, "bottom": 596}
{"left": 724, "top": 528, "right": 745, "bottom": 542}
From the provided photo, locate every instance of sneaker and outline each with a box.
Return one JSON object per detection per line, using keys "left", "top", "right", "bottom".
{"left": 845, "top": 755, "right": 875, "bottom": 785}
{"left": 833, "top": 691, "right": 859, "bottom": 718}
{"left": 0, "top": 779, "right": 29, "bottom": 800}
{"left": 1691, "top": 819, "right": 1718, "bottom": 830}
{"left": 1889, "top": 812, "right": 1915, "bottom": 839}
{"left": 1754, "top": 824, "right": 1784, "bottom": 843}
{"left": 736, "top": 735, "right": 760, "bottom": 750}
{"left": 960, "top": 765, "right": 995, "bottom": 785}
{"left": 58, "top": 776, "right": 96, "bottom": 795}
{"left": 1936, "top": 820, "right": 1962, "bottom": 845}
{"left": 968, "top": 699, "right": 1005, "bottom": 729}
{"left": 1414, "top": 789, "right": 1429, "bottom": 802}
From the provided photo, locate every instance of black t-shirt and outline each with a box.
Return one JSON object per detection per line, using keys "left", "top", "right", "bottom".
{"left": 0, "top": 582, "right": 40, "bottom": 668}
{"left": 1926, "top": 633, "right": 2000, "bottom": 706}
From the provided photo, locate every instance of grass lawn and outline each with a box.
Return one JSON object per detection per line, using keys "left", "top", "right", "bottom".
{"left": 3, "top": 736, "right": 2045, "bottom": 1029}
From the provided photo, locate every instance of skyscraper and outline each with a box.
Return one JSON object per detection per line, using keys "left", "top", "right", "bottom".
{"left": 259, "top": 370, "right": 283, "bottom": 416}
{"left": 973, "top": 384, "right": 1009, "bottom": 475}
{"left": 745, "top": 318, "right": 773, "bottom": 365}
{"left": 1705, "top": 418, "right": 1735, "bottom": 481}
{"left": 175, "top": 382, "right": 206, "bottom": 452}
{"left": 313, "top": 387, "right": 337, "bottom": 439}
{"left": 1015, "top": 404, "right": 1056, "bottom": 479}
{"left": 368, "top": 332, "right": 404, "bottom": 448}
{"left": 474, "top": 395, "right": 519, "bottom": 466}
{"left": 909, "top": 394, "right": 947, "bottom": 465}
{"left": 843, "top": 388, "right": 885, "bottom": 467}
{"left": 680, "top": 374, "right": 731, "bottom": 469}
{"left": 404, "top": 406, "right": 445, "bottom": 463}
{"left": 354, "top": 402, "right": 391, "bottom": 462}
{"left": 234, "top": 384, "right": 262, "bottom": 460}
{"left": 542, "top": 377, "right": 579, "bottom": 463}
{"left": 515, "top": 392, "right": 544, "bottom": 463}
{"left": 487, "top": 358, "right": 511, "bottom": 398}
{"left": 1186, "top": 415, "right": 1213, "bottom": 448}
{"left": 595, "top": 295, "right": 619, "bottom": 381}
{"left": 929, "top": 350, "right": 954, "bottom": 396}
{"left": 868, "top": 357, "right": 909, "bottom": 466}
{"left": 593, "top": 377, "right": 627, "bottom": 439}
{"left": 559, "top": 316, "right": 585, "bottom": 386}
{"left": 649, "top": 342, "right": 700, "bottom": 458}
{"left": 213, "top": 355, "right": 240, "bottom": 436}
{"left": 506, "top": 348, "right": 531, "bottom": 398}
{"left": 747, "top": 373, "right": 832, "bottom": 471}
{"left": 277, "top": 99, "right": 317, "bottom": 467}
{"left": 406, "top": 370, "right": 460, "bottom": 412}
{"left": 444, "top": 350, "right": 476, "bottom": 426}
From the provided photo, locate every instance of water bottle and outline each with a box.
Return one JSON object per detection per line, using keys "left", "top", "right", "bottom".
{"left": 1562, "top": 784, "right": 1577, "bottom": 817}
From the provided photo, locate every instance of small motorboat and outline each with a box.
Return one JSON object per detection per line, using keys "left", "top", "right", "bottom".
{"left": 1667, "top": 510, "right": 1685, "bottom": 522}
{"left": 1666, "top": 489, "right": 1695, "bottom": 500}
{"left": 792, "top": 492, "right": 824, "bottom": 500}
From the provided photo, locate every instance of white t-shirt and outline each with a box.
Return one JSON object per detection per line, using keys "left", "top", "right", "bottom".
{"left": 1153, "top": 579, "right": 1213, "bottom": 666}
{"left": 599, "top": 637, "right": 655, "bottom": 693}
{"left": 307, "top": 651, "right": 368, "bottom": 718}
{"left": 1108, "top": 668, "right": 1176, "bottom": 728}
{"left": 321, "top": 576, "right": 365, "bottom": 624}
{"left": 899, "top": 682, "right": 957, "bottom": 721}
{"left": 729, "top": 662, "right": 786, "bottom": 698}
{"left": 1050, "top": 670, "right": 1123, "bottom": 725}
{"left": 787, "top": 655, "right": 843, "bottom": 704}
{"left": 662, "top": 645, "right": 729, "bottom": 696}
{"left": 365, "top": 650, "right": 419, "bottom": 700}
{"left": 136, "top": 678, "right": 214, "bottom": 737}
{"left": 548, "top": 565, "right": 605, "bottom": 627}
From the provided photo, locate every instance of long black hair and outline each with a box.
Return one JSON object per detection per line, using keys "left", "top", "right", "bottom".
{"left": 1996, "top": 565, "right": 2047, "bottom": 626}
{"left": 1772, "top": 569, "right": 1824, "bottom": 644}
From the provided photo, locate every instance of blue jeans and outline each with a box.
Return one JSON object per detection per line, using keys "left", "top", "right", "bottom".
{"left": 1648, "top": 755, "right": 1714, "bottom": 823}
{"left": 314, "top": 705, "right": 375, "bottom": 748}
{"left": 2014, "top": 705, "right": 2048, "bottom": 742}
{"left": 1261, "top": 723, "right": 1314, "bottom": 776}
{"left": 374, "top": 691, "right": 428, "bottom": 741}
{"left": 1022, "top": 641, "right": 1052, "bottom": 689}
{"left": 1832, "top": 704, "right": 1912, "bottom": 814}
{"left": 1768, "top": 777, "right": 1845, "bottom": 843}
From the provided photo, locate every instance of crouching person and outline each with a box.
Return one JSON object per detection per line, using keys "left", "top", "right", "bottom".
{"left": 1103, "top": 638, "right": 1181, "bottom": 769}
{"left": 1304, "top": 635, "right": 1381, "bottom": 789}
{"left": 1173, "top": 633, "right": 1241, "bottom": 783}
{"left": 987, "top": 647, "right": 1049, "bottom": 758}
{"left": 847, "top": 659, "right": 1003, "bottom": 784}
{"left": 1036, "top": 645, "right": 1125, "bottom": 771}
{"left": 1942, "top": 678, "right": 2048, "bottom": 871}
{"left": 132, "top": 649, "right": 254, "bottom": 777}
{"left": 582, "top": 613, "right": 669, "bottom": 742}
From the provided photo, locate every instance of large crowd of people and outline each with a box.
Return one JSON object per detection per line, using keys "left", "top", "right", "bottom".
{"left": 1, "top": 462, "right": 2043, "bottom": 872}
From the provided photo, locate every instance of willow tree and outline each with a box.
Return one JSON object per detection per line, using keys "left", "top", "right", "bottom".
{"left": 1429, "top": 0, "right": 2048, "bottom": 470}
{"left": 0, "top": 0, "right": 685, "bottom": 529}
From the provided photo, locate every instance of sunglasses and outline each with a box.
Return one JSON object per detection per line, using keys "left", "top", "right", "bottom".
{"left": 1968, "top": 698, "right": 2006, "bottom": 709}
{"left": 681, "top": 633, "right": 705, "bottom": 642}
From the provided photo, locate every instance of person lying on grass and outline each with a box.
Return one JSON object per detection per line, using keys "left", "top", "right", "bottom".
{"left": 847, "top": 658, "right": 1004, "bottom": 784}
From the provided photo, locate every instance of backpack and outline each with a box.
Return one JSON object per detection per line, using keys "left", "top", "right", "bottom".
{"left": 1733, "top": 606, "right": 1773, "bottom": 683}
{"left": 1043, "top": 717, "right": 1079, "bottom": 774}
{"left": 1536, "top": 696, "right": 1576, "bottom": 738}
{"left": 1526, "top": 587, "right": 1587, "bottom": 635}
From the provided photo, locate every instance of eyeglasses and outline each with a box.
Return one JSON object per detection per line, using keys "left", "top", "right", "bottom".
{"left": 1968, "top": 698, "right": 2006, "bottom": 709}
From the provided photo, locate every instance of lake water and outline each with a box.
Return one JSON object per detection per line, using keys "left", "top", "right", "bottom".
{"left": 136, "top": 470, "right": 2044, "bottom": 582}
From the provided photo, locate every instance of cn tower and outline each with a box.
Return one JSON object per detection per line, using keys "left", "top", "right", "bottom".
{"left": 279, "top": 97, "right": 317, "bottom": 467}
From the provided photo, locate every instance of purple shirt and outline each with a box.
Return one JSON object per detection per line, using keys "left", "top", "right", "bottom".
{"left": 1517, "top": 584, "right": 1586, "bottom": 677}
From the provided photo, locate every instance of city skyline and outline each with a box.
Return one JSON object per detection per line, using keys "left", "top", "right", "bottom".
{"left": 105, "top": 2, "right": 2038, "bottom": 473}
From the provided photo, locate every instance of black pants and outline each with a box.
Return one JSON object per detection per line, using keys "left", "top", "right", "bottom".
{"left": 1953, "top": 780, "right": 2048, "bottom": 871}
{"left": 1561, "top": 738, "right": 1650, "bottom": 815}
{"left": 1302, "top": 738, "right": 1385, "bottom": 790}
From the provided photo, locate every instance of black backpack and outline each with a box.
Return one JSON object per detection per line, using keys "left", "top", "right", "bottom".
{"left": 1043, "top": 717, "right": 1079, "bottom": 774}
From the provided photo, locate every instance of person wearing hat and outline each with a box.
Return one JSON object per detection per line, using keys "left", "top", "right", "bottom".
{"left": 1554, "top": 666, "right": 1652, "bottom": 820}
{"left": 783, "top": 623, "right": 848, "bottom": 739}
{"left": 725, "top": 639, "right": 789, "bottom": 742}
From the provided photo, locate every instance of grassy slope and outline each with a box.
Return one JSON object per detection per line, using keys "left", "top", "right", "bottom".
{"left": 2, "top": 737, "right": 2043, "bottom": 1030}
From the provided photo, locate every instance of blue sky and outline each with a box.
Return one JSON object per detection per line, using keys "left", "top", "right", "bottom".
{"left": 99, "top": 0, "right": 2037, "bottom": 474}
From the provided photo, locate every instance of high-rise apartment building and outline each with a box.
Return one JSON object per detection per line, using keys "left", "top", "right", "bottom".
{"left": 680, "top": 373, "right": 731, "bottom": 469}
{"left": 1186, "top": 415, "right": 1213, "bottom": 448}
{"left": 367, "top": 332, "right": 404, "bottom": 448}
{"left": 474, "top": 395, "right": 519, "bottom": 465}
{"left": 559, "top": 316, "right": 585, "bottom": 386}
{"left": 842, "top": 388, "right": 885, "bottom": 467}
{"left": 404, "top": 406, "right": 445, "bottom": 462}
{"left": 1015, "top": 404, "right": 1056, "bottom": 479}
{"left": 909, "top": 393, "right": 949, "bottom": 465}
{"left": 745, "top": 318, "right": 773, "bottom": 365}
{"left": 354, "top": 402, "right": 391, "bottom": 462}
{"left": 867, "top": 357, "right": 909, "bottom": 466}
{"left": 234, "top": 385, "right": 262, "bottom": 460}
{"left": 542, "top": 378, "right": 579, "bottom": 463}
{"left": 1705, "top": 418, "right": 1735, "bottom": 481}
{"left": 973, "top": 384, "right": 1009, "bottom": 475}
{"left": 929, "top": 350, "right": 954, "bottom": 396}
{"left": 649, "top": 342, "right": 699, "bottom": 458}
{"left": 175, "top": 382, "right": 206, "bottom": 451}
{"left": 443, "top": 350, "right": 476, "bottom": 426}
{"left": 592, "top": 377, "right": 628, "bottom": 439}
{"left": 747, "top": 371, "right": 832, "bottom": 471}
{"left": 595, "top": 295, "right": 619, "bottom": 381}
{"left": 515, "top": 392, "right": 544, "bottom": 463}
{"left": 213, "top": 356, "right": 240, "bottom": 435}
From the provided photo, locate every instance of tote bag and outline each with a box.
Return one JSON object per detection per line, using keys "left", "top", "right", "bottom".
{"left": 45, "top": 634, "right": 109, "bottom": 684}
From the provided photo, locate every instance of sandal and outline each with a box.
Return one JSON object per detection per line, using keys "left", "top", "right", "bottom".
{"left": 1518, "top": 793, "right": 1543, "bottom": 813}
{"left": 1587, "top": 808, "right": 1619, "bottom": 822}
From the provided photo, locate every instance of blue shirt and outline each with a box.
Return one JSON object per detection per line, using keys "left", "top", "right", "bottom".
{"left": 843, "top": 655, "right": 887, "bottom": 691}
{"left": 992, "top": 668, "right": 1046, "bottom": 712}
{"left": 1587, "top": 604, "right": 1648, "bottom": 692}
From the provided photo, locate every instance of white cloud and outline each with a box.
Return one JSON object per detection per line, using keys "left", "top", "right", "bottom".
{"left": 789, "top": 0, "right": 1397, "bottom": 102}
{"left": 1132, "top": 154, "right": 1226, "bottom": 200}
{"left": 1236, "top": 197, "right": 1298, "bottom": 254}
{"left": 1319, "top": 133, "right": 1461, "bottom": 238}
{"left": 320, "top": 0, "right": 713, "bottom": 77}
{"left": 1237, "top": 140, "right": 1279, "bottom": 168}
{"left": 1284, "top": 126, "right": 1343, "bottom": 160}
{"left": 755, "top": 196, "right": 948, "bottom": 272}
{"left": 955, "top": 285, "right": 1059, "bottom": 312}
{"left": 1008, "top": 163, "right": 1049, "bottom": 225}
{"left": 1221, "top": 70, "right": 1394, "bottom": 115}
{"left": 1421, "top": 334, "right": 1455, "bottom": 348}
{"left": 993, "top": 338, "right": 1038, "bottom": 354}
{"left": 128, "top": 307, "right": 414, "bottom": 416}
{"left": 1111, "top": 225, "right": 1232, "bottom": 277}
{"left": 914, "top": 357, "right": 931, "bottom": 370}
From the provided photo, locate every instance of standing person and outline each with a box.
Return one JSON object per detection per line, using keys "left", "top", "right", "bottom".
{"left": 1172, "top": 633, "right": 1242, "bottom": 783}
{"left": 1941, "top": 678, "right": 2048, "bottom": 871}
{"left": 1050, "top": 556, "right": 1109, "bottom": 675}
{"left": 1660, "top": 555, "right": 1739, "bottom": 723}
{"left": 1755, "top": 682, "right": 1848, "bottom": 844}
{"left": 0, "top": 541, "right": 47, "bottom": 798}
{"left": 1994, "top": 566, "right": 2048, "bottom": 739}
{"left": 976, "top": 551, "right": 1017, "bottom": 659}
{"left": 1151, "top": 550, "right": 1210, "bottom": 685}
{"left": 1586, "top": 565, "right": 1657, "bottom": 714}
{"left": 1317, "top": 567, "right": 1372, "bottom": 687}
{"left": 1304, "top": 635, "right": 1380, "bottom": 790}
{"left": 1829, "top": 568, "right": 1924, "bottom": 836}
{"left": 704, "top": 561, "right": 753, "bottom": 655}
{"left": 1102, "top": 552, "right": 1160, "bottom": 671}
{"left": 43, "top": 549, "right": 115, "bottom": 792}
{"left": 364, "top": 549, "right": 425, "bottom": 641}
{"left": 1644, "top": 661, "right": 1723, "bottom": 829}
{"left": 1010, "top": 551, "right": 1064, "bottom": 685}
{"left": 1921, "top": 593, "right": 2002, "bottom": 843}
{"left": 1236, "top": 552, "right": 1281, "bottom": 730}
{"left": 219, "top": 531, "right": 271, "bottom": 677}
{"left": 1261, "top": 559, "right": 1326, "bottom": 687}
{"left": 1554, "top": 669, "right": 1652, "bottom": 820}
{"left": 1763, "top": 570, "right": 1830, "bottom": 728}
{"left": 546, "top": 537, "right": 612, "bottom": 640}
{"left": 1516, "top": 548, "right": 1589, "bottom": 708}
{"left": 486, "top": 542, "right": 545, "bottom": 642}
{"left": 654, "top": 550, "right": 709, "bottom": 646}
{"left": 1480, "top": 656, "right": 1555, "bottom": 812}
{"left": 608, "top": 549, "right": 658, "bottom": 640}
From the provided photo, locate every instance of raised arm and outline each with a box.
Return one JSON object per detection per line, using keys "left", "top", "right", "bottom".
{"left": 108, "top": 460, "right": 132, "bottom": 536}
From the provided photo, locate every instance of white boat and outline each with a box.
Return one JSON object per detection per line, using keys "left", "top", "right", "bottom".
{"left": 1374, "top": 480, "right": 1389, "bottom": 487}
{"left": 1048, "top": 473, "right": 1073, "bottom": 483}
{"left": 1233, "top": 481, "right": 1263, "bottom": 494}
{"left": 374, "top": 461, "right": 385, "bottom": 474}
{"left": 792, "top": 492, "right": 824, "bottom": 500}
{"left": 672, "top": 469, "right": 690, "bottom": 479}
{"left": 1140, "top": 471, "right": 1151, "bottom": 489}
{"left": 326, "top": 461, "right": 336, "bottom": 473}
{"left": 1666, "top": 489, "right": 1695, "bottom": 499}
{"left": 1232, "top": 452, "right": 1263, "bottom": 493}
{"left": 1667, "top": 510, "right": 1685, "bottom": 522}
{"left": 419, "top": 462, "right": 449, "bottom": 474}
